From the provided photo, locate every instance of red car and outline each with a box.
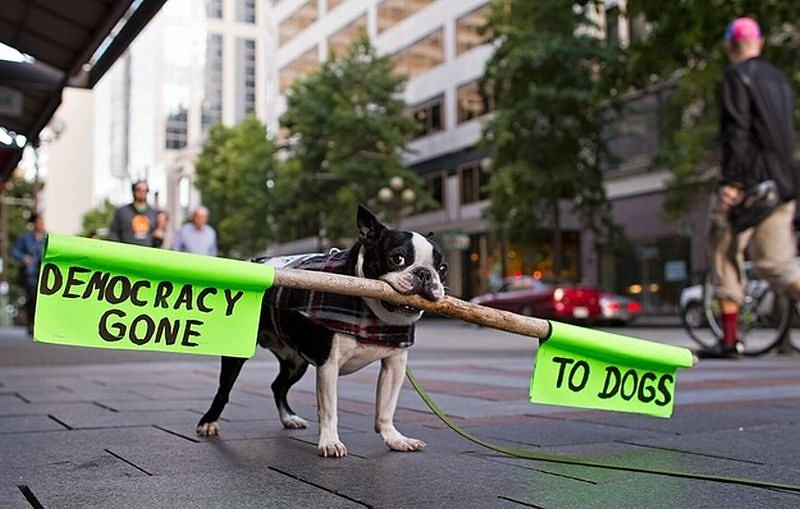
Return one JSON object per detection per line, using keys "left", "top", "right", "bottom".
{"left": 470, "top": 276, "right": 603, "bottom": 322}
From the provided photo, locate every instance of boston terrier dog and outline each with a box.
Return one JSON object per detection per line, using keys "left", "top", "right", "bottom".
{"left": 197, "top": 205, "right": 447, "bottom": 457}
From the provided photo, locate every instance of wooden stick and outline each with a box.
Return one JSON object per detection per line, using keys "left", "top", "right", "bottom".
{"left": 273, "top": 268, "right": 551, "bottom": 340}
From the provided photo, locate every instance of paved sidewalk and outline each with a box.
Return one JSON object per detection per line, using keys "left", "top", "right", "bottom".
{"left": 2, "top": 325, "right": 800, "bottom": 508}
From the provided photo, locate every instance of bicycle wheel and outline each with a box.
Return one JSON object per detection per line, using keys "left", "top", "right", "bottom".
{"left": 738, "top": 280, "right": 792, "bottom": 356}
{"left": 682, "top": 271, "right": 792, "bottom": 355}
{"left": 681, "top": 273, "right": 720, "bottom": 349}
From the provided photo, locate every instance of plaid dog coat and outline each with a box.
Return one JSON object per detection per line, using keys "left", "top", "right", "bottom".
{"left": 259, "top": 250, "right": 414, "bottom": 348}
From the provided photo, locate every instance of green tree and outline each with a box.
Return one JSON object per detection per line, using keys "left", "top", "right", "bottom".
{"left": 277, "top": 37, "right": 424, "bottom": 246}
{"left": 80, "top": 200, "right": 116, "bottom": 238}
{"left": 482, "top": 0, "right": 617, "bottom": 277}
{"left": 616, "top": 2, "right": 800, "bottom": 219}
{"left": 2, "top": 175, "right": 36, "bottom": 301}
{"left": 194, "top": 116, "right": 278, "bottom": 258}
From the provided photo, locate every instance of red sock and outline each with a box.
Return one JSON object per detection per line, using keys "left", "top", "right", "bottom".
{"left": 721, "top": 312, "right": 738, "bottom": 348}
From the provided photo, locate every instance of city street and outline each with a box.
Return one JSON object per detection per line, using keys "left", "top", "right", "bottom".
{"left": 2, "top": 320, "right": 800, "bottom": 508}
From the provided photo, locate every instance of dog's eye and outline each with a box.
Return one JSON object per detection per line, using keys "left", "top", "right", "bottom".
{"left": 438, "top": 263, "right": 448, "bottom": 275}
{"left": 390, "top": 254, "right": 406, "bottom": 267}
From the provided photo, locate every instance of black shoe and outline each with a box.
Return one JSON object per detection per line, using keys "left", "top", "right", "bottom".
{"left": 695, "top": 343, "right": 742, "bottom": 359}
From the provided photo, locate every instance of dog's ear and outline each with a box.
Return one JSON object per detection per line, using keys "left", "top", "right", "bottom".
{"left": 426, "top": 231, "right": 435, "bottom": 239}
{"left": 357, "top": 204, "right": 386, "bottom": 244}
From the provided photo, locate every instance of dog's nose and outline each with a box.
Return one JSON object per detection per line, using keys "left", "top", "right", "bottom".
{"left": 413, "top": 267, "right": 433, "bottom": 284}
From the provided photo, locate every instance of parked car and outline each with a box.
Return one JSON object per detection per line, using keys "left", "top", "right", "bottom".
{"left": 599, "top": 291, "right": 642, "bottom": 325}
{"left": 470, "top": 276, "right": 602, "bottom": 322}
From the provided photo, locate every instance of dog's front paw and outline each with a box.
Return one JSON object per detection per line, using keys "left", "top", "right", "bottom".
{"left": 281, "top": 415, "right": 309, "bottom": 429}
{"left": 383, "top": 431, "right": 426, "bottom": 452}
{"left": 318, "top": 437, "right": 348, "bottom": 458}
{"left": 196, "top": 421, "right": 220, "bottom": 436}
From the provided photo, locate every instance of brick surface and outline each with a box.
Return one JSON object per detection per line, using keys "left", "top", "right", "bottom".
{"left": 3, "top": 324, "right": 800, "bottom": 507}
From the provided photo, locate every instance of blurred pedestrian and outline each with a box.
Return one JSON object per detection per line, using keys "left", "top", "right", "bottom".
{"left": 152, "top": 210, "right": 169, "bottom": 248}
{"left": 12, "top": 213, "right": 45, "bottom": 336}
{"left": 173, "top": 206, "right": 217, "bottom": 256}
{"left": 707, "top": 17, "right": 800, "bottom": 358}
{"left": 107, "top": 180, "right": 159, "bottom": 246}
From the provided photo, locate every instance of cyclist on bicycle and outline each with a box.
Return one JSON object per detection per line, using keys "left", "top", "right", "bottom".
{"left": 708, "top": 18, "right": 800, "bottom": 358}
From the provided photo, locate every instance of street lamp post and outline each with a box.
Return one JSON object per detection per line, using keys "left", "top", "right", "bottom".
{"left": 378, "top": 176, "right": 415, "bottom": 229}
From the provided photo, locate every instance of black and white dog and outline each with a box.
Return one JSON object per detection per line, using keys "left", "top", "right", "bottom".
{"left": 197, "top": 205, "right": 447, "bottom": 457}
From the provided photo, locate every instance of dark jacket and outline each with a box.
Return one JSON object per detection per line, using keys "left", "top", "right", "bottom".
{"left": 261, "top": 250, "right": 414, "bottom": 348}
{"left": 108, "top": 203, "right": 158, "bottom": 246}
{"left": 11, "top": 231, "right": 44, "bottom": 286}
{"left": 721, "top": 57, "right": 798, "bottom": 201}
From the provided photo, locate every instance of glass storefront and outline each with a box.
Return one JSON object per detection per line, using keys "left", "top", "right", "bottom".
{"left": 599, "top": 236, "right": 690, "bottom": 312}
{"left": 457, "top": 232, "right": 581, "bottom": 299}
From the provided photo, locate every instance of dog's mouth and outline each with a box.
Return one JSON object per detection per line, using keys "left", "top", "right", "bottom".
{"left": 380, "top": 300, "right": 420, "bottom": 315}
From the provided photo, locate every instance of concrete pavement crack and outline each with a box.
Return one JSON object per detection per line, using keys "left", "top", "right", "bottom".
{"left": 267, "top": 466, "right": 371, "bottom": 507}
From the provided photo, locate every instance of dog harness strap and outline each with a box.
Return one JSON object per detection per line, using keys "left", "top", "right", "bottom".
{"left": 261, "top": 251, "right": 414, "bottom": 347}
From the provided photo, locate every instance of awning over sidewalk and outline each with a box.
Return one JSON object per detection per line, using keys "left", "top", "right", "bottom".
{"left": 0, "top": 0, "right": 167, "bottom": 181}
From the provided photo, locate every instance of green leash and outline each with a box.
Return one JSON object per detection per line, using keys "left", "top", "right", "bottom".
{"left": 406, "top": 368, "right": 800, "bottom": 493}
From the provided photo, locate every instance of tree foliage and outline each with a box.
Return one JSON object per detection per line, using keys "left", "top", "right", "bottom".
{"left": 194, "top": 116, "right": 278, "bottom": 258}
{"left": 80, "top": 200, "right": 116, "bottom": 238}
{"left": 482, "top": 0, "right": 618, "bottom": 275}
{"left": 276, "top": 37, "right": 424, "bottom": 245}
{"left": 615, "top": 2, "right": 800, "bottom": 220}
{"left": 3, "top": 175, "right": 35, "bottom": 299}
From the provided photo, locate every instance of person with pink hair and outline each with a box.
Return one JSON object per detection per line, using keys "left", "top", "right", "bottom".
{"left": 706, "top": 17, "right": 800, "bottom": 358}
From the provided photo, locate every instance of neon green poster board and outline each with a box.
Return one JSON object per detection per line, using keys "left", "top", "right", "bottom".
{"left": 34, "top": 234, "right": 274, "bottom": 358}
{"left": 530, "top": 321, "right": 694, "bottom": 418}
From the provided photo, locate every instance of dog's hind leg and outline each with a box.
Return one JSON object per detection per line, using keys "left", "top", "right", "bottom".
{"left": 272, "top": 353, "right": 309, "bottom": 429}
{"left": 197, "top": 356, "right": 247, "bottom": 436}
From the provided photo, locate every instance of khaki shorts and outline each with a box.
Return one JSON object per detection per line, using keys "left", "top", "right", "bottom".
{"left": 710, "top": 197, "right": 800, "bottom": 304}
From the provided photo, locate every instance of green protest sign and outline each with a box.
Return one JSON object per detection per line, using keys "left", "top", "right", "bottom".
{"left": 530, "top": 322, "right": 694, "bottom": 418}
{"left": 34, "top": 234, "right": 274, "bottom": 358}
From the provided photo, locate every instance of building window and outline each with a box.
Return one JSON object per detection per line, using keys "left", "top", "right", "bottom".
{"left": 328, "top": 15, "right": 367, "bottom": 60}
{"left": 203, "top": 34, "right": 224, "bottom": 129}
{"left": 456, "top": 5, "right": 489, "bottom": 55}
{"left": 236, "top": 38, "right": 257, "bottom": 122}
{"left": 165, "top": 107, "right": 188, "bottom": 150}
{"left": 410, "top": 95, "right": 444, "bottom": 139}
{"left": 206, "top": 0, "right": 222, "bottom": 18}
{"left": 279, "top": 47, "right": 319, "bottom": 94}
{"left": 279, "top": 1, "right": 318, "bottom": 46}
{"left": 392, "top": 29, "right": 444, "bottom": 79}
{"left": 377, "top": 0, "right": 434, "bottom": 33}
{"left": 459, "top": 162, "right": 490, "bottom": 204}
{"left": 237, "top": 0, "right": 256, "bottom": 23}
{"left": 457, "top": 80, "right": 493, "bottom": 124}
{"left": 424, "top": 171, "right": 445, "bottom": 207}
{"left": 327, "top": 0, "right": 345, "bottom": 12}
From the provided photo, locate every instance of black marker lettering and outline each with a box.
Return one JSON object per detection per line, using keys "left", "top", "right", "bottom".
{"left": 130, "top": 281, "right": 151, "bottom": 307}
{"left": 154, "top": 281, "right": 174, "bottom": 309}
{"left": 567, "top": 360, "right": 590, "bottom": 392}
{"left": 620, "top": 369, "right": 638, "bottom": 401}
{"left": 82, "top": 271, "right": 110, "bottom": 300}
{"left": 63, "top": 266, "right": 91, "bottom": 298}
{"left": 223, "top": 289, "right": 243, "bottom": 316}
{"left": 173, "top": 284, "right": 194, "bottom": 311}
{"left": 39, "top": 263, "right": 63, "bottom": 295}
{"left": 105, "top": 276, "right": 132, "bottom": 304}
{"left": 197, "top": 287, "right": 217, "bottom": 313}
{"left": 597, "top": 366, "right": 621, "bottom": 399}
{"left": 129, "top": 314, "right": 155, "bottom": 345}
{"left": 655, "top": 374, "right": 674, "bottom": 406}
{"left": 155, "top": 317, "right": 180, "bottom": 345}
{"left": 98, "top": 309, "right": 126, "bottom": 342}
{"left": 638, "top": 372, "right": 657, "bottom": 403}
{"left": 181, "top": 319, "right": 202, "bottom": 347}
{"left": 552, "top": 356, "right": 574, "bottom": 389}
